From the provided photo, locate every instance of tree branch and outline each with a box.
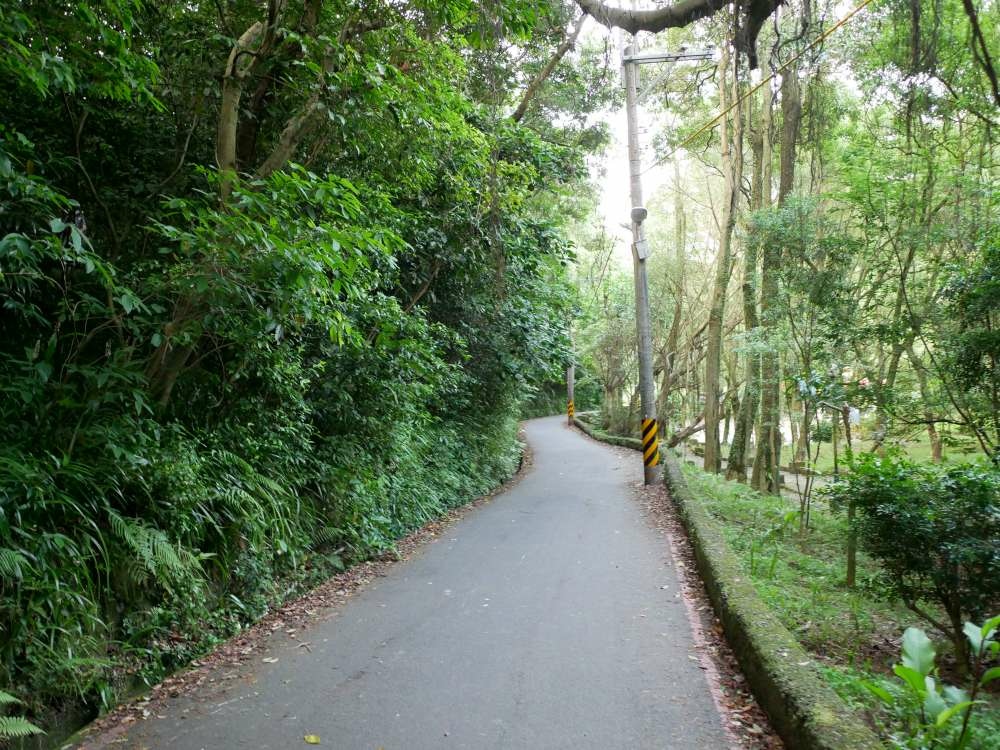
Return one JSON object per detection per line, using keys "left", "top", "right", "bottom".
{"left": 403, "top": 259, "right": 443, "bottom": 314}
{"left": 217, "top": 21, "right": 265, "bottom": 201}
{"left": 960, "top": 0, "right": 1000, "bottom": 107}
{"left": 576, "top": 0, "right": 728, "bottom": 33}
{"left": 511, "top": 14, "right": 588, "bottom": 123}
{"left": 255, "top": 16, "right": 388, "bottom": 180}
{"left": 666, "top": 415, "right": 705, "bottom": 448}
{"left": 255, "top": 93, "right": 326, "bottom": 179}
{"left": 577, "top": 0, "right": 786, "bottom": 67}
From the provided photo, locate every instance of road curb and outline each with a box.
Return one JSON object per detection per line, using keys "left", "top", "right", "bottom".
{"left": 571, "top": 419, "right": 883, "bottom": 750}
{"left": 662, "top": 458, "right": 883, "bottom": 750}
{"left": 572, "top": 415, "right": 643, "bottom": 450}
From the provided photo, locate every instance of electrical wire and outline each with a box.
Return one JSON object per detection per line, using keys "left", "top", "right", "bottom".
{"left": 642, "top": 0, "right": 877, "bottom": 175}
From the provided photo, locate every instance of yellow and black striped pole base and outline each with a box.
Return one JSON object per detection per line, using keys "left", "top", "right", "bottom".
{"left": 642, "top": 418, "right": 660, "bottom": 468}
{"left": 567, "top": 400, "right": 575, "bottom": 423}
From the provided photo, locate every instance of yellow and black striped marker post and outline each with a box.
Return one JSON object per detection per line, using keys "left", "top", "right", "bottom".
{"left": 567, "top": 400, "right": 575, "bottom": 420}
{"left": 642, "top": 418, "right": 660, "bottom": 468}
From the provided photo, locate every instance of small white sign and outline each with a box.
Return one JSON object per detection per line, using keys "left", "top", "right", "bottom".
{"left": 633, "top": 239, "right": 649, "bottom": 260}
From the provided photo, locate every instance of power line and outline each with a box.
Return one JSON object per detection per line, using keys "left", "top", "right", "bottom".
{"left": 642, "top": 0, "right": 877, "bottom": 175}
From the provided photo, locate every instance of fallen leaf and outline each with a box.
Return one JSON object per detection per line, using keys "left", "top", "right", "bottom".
{"left": 262, "top": 657, "right": 279, "bottom": 663}
{"left": 304, "top": 734, "right": 321, "bottom": 744}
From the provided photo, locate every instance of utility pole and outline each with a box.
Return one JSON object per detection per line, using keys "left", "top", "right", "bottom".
{"left": 622, "top": 44, "right": 713, "bottom": 485}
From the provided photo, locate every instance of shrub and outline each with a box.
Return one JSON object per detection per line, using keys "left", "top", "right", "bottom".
{"left": 825, "top": 454, "right": 1000, "bottom": 670}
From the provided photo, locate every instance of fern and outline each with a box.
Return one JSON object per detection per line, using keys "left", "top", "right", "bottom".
{"left": 0, "top": 715, "right": 43, "bottom": 739}
{"left": 0, "top": 549, "right": 29, "bottom": 579}
{"left": 107, "top": 512, "right": 202, "bottom": 592}
{"left": 0, "top": 691, "right": 43, "bottom": 739}
{"left": 309, "top": 526, "right": 344, "bottom": 549}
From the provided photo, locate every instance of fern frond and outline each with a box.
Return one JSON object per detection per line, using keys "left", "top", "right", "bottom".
{"left": 309, "top": 527, "right": 343, "bottom": 549}
{"left": 107, "top": 511, "right": 201, "bottom": 589}
{"left": 0, "top": 548, "right": 29, "bottom": 579}
{"left": 0, "top": 690, "right": 22, "bottom": 706}
{"left": 0, "top": 715, "right": 44, "bottom": 739}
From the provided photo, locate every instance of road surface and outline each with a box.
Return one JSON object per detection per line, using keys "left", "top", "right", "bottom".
{"left": 99, "top": 416, "right": 729, "bottom": 749}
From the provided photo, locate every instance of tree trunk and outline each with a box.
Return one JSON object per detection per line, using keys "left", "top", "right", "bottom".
{"left": 726, "top": 92, "right": 765, "bottom": 481}
{"left": 842, "top": 405, "right": 857, "bottom": 587}
{"left": 511, "top": 15, "right": 587, "bottom": 123}
{"left": 704, "top": 43, "right": 743, "bottom": 474}
{"left": 656, "top": 157, "right": 688, "bottom": 432}
{"left": 908, "top": 345, "right": 944, "bottom": 462}
{"left": 753, "top": 65, "right": 798, "bottom": 494}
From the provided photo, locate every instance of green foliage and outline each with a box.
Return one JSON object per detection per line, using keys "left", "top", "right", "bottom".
{"left": 0, "top": 0, "right": 608, "bottom": 727}
{"left": 0, "top": 1, "right": 159, "bottom": 100}
{"left": 824, "top": 455, "right": 1000, "bottom": 664}
{"left": 680, "top": 461, "right": 896, "bottom": 661}
{"left": 0, "top": 690, "right": 43, "bottom": 740}
{"left": 682, "top": 461, "right": 1000, "bottom": 748}
{"left": 812, "top": 420, "right": 834, "bottom": 444}
{"left": 939, "top": 240, "right": 1000, "bottom": 456}
{"left": 859, "top": 619, "right": 1000, "bottom": 749}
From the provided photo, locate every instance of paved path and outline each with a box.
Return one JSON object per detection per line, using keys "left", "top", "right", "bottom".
{"left": 108, "top": 416, "right": 728, "bottom": 749}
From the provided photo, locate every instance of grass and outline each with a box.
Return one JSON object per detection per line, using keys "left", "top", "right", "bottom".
{"left": 701, "top": 430, "right": 985, "bottom": 477}
{"left": 803, "top": 430, "right": 982, "bottom": 475}
{"left": 679, "top": 461, "right": 999, "bottom": 749}
{"left": 681, "top": 463, "right": 906, "bottom": 663}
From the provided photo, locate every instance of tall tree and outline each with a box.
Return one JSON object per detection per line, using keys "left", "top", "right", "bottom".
{"left": 726, "top": 86, "right": 769, "bottom": 481}
{"left": 704, "top": 38, "right": 744, "bottom": 473}
{"left": 752, "top": 60, "right": 800, "bottom": 494}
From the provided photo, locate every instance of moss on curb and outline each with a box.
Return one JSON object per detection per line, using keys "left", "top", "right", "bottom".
{"left": 572, "top": 416, "right": 643, "bottom": 451}
{"left": 572, "top": 420, "right": 883, "bottom": 749}
{"left": 664, "top": 458, "right": 883, "bottom": 750}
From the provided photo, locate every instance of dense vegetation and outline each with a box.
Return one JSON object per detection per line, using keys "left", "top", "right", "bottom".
{"left": 0, "top": 0, "right": 617, "bottom": 733}
{"left": 682, "top": 464, "right": 1000, "bottom": 749}
{"left": 576, "top": 0, "right": 999, "bottom": 478}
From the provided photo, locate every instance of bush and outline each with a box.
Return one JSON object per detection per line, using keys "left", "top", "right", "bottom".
{"left": 825, "top": 454, "right": 1000, "bottom": 670}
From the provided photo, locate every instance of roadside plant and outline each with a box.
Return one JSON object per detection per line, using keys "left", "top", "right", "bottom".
{"left": 862, "top": 618, "right": 1000, "bottom": 749}
{"left": 748, "top": 509, "right": 798, "bottom": 579}
{"left": 825, "top": 454, "right": 1000, "bottom": 670}
{"left": 0, "top": 690, "right": 42, "bottom": 741}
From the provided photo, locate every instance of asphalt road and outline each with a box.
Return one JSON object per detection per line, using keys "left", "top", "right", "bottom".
{"left": 107, "top": 416, "right": 729, "bottom": 749}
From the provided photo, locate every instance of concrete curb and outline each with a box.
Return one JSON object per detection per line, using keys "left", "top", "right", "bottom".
{"left": 572, "top": 420, "right": 883, "bottom": 750}
{"left": 572, "top": 416, "right": 643, "bottom": 451}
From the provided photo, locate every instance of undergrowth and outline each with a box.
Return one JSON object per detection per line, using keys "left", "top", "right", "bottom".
{"left": 679, "top": 462, "right": 1000, "bottom": 748}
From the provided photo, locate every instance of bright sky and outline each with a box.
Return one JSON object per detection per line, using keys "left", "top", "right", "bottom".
{"left": 584, "top": 0, "right": 866, "bottom": 268}
{"left": 584, "top": 21, "right": 695, "bottom": 268}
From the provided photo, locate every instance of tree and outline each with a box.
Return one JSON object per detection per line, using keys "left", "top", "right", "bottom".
{"left": 703, "top": 37, "right": 744, "bottom": 473}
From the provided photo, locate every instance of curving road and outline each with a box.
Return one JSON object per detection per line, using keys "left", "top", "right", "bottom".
{"left": 100, "top": 416, "right": 729, "bottom": 749}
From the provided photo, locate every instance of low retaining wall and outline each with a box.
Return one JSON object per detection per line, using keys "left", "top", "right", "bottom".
{"left": 572, "top": 416, "right": 643, "bottom": 451}
{"left": 573, "top": 420, "right": 883, "bottom": 750}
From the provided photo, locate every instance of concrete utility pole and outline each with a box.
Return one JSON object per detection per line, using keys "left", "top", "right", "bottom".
{"left": 622, "top": 43, "right": 713, "bottom": 485}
